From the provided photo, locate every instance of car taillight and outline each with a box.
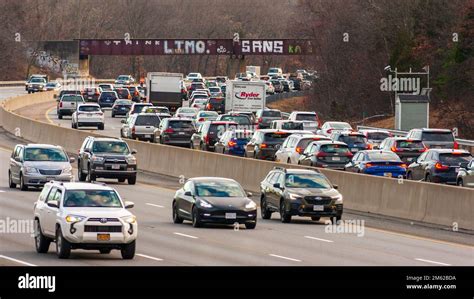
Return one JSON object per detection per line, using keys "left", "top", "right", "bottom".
{"left": 257, "top": 117, "right": 263, "bottom": 123}
{"left": 95, "top": 91, "right": 100, "bottom": 95}
{"left": 366, "top": 163, "right": 374, "bottom": 168}
{"left": 59, "top": 102, "right": 63, "bottom": 107}
{"left": 400, "top": 163, "right": 407, "bottom": 168}
{"left": 316, "top": 152, "right": 327, "bottom": 158}
{"left": 419, "top": 147, "right": 427, "bottom": 152}
{"left": 345, "top": 151, "right": 353, "bottom": 158}
{"left": 164, "top": 128, "right": 174, "bottom": 134}
{"left": 366, "top": 144, "right": 373, "bottom": 150}
{"left": 206, "top": 104, "right": 212, "bottom": 110}
{"left": 228, "top": 140, "right": 237, "bottom": 147}
{"left": 97, "top": 112, "right": 103, "bottom": 116}
{"left": 435, "top": 162, "right": 449, "bottom": 171}
{"left": 131, "top": 126, "right": 135, "bottom": 134}
{"left": 453, "top": 141, "right": 459, "bottom": 149}
{"left": 204, "top": 135, "right": 210, "bottom": 143}
{"left": 260, "top": 143, "right": 267, "bottom": 148}
{"left": 391, "top": 146, "right": 403, "bottom": 152}
{"left": 198, "top": 118, "right": 205, "bottom": 122}
{"left": 295, "top": 147, "right": 303, "bottom": 154}
{"left": 327, "top": 129, "right": 333, "bottom": 134}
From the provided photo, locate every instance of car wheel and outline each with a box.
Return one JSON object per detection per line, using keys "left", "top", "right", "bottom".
{"left": 311, "top": 216, "right": 320, "bottom": 221}
{"left": 8, "top": 171, "right": 16, "bottom": 188}
{"left": 58, "top": 114, "right": 63, "bottom": 120}
{"left": 56, "top": 227, "right": 71, "bottom": 259}
{"left": 111, "top": 113, "right": 115, "bottom": 118}
{"left": 260, "top": 196, "right": 272, "bottom": 220}
{"left": 331, "top": 216, "right": 342, "bottom": 225}
{"left": 192, "top": 206, "right": 202, "bottom": 228}
{"left": 86, "top": 166, "right": 96, "bottom": 182}
{"left": 280, "top": 200, "right": 292, "bottom": 223}
{"left": 20, "top": 173, "right": 28, "bottom": 191}
{"left": 457, "top": 179, "right": 463, "bottom": 187}
{"left": 425, "top": 174, "right": 431, "bottom": 182}
{"left": 172, "top": 201, "right": 183, "bottom": 224}
{"left": 406, "top": 172, "right": 412, "bottom": 180}
{"left": 189, "top": 142, "right": 194, "bottom": 149}
{"left": 78, "top": 163, "right": 87, "bottom": 182}
{"left": 118, "top": 178, "right": 126, "bottom": 183}
{"left": 128, "top": 176, "right": 136, "bottom": 185}
{"left": 121, "top": 241, "right": 136, "bottom": 259}
{"left": 34, "top": 220, "right": 51, "bottom": 254}
{"left": 245, "top": 222, "right": 256, "bottom": 229}
{"left": 99, "top": 249, "right": 112, "bottom": 254}
{"left": 98, "top": 123, "right": 105, "bottom": 130}
{"left": 287, "top": 158, "right": 291, "bottom": 164}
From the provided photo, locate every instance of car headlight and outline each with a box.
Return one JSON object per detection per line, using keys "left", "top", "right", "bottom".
{"left": 245, "top": 200, "right": 257, "bottom": 209}
{"left": 62, "top": 166, "right": 72, "bottom": 175}
{"left": 198, "top": 200, "right": 213, "bottom": 208}
{"left": 288, "top": 193, "right": 302, "bottom": 200}
{"left": 24, "top": 167, "right": 38, "bottom": 174}
{"left": 126, "top": 155, "right": 136, "bottom": 165}
{"left": 91, "top": 156, "right": 104, "bottom": 163}
{"left": 65, "top": 215, "right": 86, "bottom": 223}
{"left": 122, "top": 215, "right": 136, "bottom": 224}
{"left": 331, "top": 194, "right": 343, "bottom": 204}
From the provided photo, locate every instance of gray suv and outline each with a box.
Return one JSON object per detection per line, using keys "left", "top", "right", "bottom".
{"left": 406, "top": 128, "right": 457, "bottom": 149}
{"left": 9, "top": 144, "right": 74, "bottom": 191}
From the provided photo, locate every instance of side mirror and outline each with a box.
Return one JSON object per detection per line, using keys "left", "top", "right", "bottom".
{"left": 273, "top": 183, "right": 282, "bottom": 189}
{"left": 47, "top": 200, "right": 59, "bottom": 208}
{"left": 83, "top": 148, "right": 90, "bottom": 153}
{"left": 69, "top": 157, "right": 76, "bottom": 163}
{"left": 247, "top": 192, "right": 253, "bottom": 197}
{"left": 124, "top": 201, "right": 135, "bottom": 209}
{"left": 131, "top": 149, "right": 137, "bottom": 155}
{"left": 184, "top": 191, "right": 193, "bottom": 197}
{"left": 14, "top": 156, "right": 22, "bottom": 162}
{"left": 121, "top": 120, "right": 126, "bottom": 124}
{"left": 333, "top": 184, "right": 338, "bottom": 190}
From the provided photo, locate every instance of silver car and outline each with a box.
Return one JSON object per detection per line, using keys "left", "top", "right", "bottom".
{"left": 8, "top": 144, "right": 74, "bottom": 191}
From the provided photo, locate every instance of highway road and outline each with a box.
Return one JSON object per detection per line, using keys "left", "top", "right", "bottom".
{"left": 1, "top": 87, "right": 473, "bottom": 266}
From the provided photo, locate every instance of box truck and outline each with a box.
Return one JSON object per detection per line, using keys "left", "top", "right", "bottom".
{"left": 146, "top": 72, "right": 183, "bottom": 111}
{"left": 225, "top": 80, "right": 266, "bottom": 113}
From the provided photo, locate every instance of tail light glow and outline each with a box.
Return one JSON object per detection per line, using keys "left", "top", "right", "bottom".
{"left": 435, "top": 162, "right": 449, "bottom": 171}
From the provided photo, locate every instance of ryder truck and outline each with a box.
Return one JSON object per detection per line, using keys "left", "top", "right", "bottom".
{"left": 225, "top": 80, "right": 266, "bottom": 113}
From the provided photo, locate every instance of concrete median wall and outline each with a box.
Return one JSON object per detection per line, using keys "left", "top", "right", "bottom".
{"left": 1, "top": 92, "right": 473, "bottom": 230}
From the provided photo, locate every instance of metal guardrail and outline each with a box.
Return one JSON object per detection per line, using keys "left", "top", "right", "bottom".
{"left": 0, "top": 79, "right": 115, "bottom": 88}
{"left": 357, "top": 125, "right": 474, "bottom": 148}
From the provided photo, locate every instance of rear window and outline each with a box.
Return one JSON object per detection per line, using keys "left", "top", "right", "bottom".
{"left": 169, "top": 121, "right": 194, "bottom": 129}
{"left": 135, "top": 115, "right": 161, "bottom": 126}
{"left": 210, "top": 98, "right": 224, "bottom": 104}
{"left": 320, "top": 144, "right": 350, "bottom": 153}
{"left": 367, "top": 132, "right": 390, "bottom": 140}
{"left": 295, "top": 114, "right": 316, "bottom": 121}
{"left": 116, "top": 89, "right": 130, "bottom": 98}
{"left": 422, "top": 132, "right": 454, "bottom": 142}
{"left": 339, "top": 135, "right": 367, "bottom": 144}
{"left": 264, "top": 132, "right": 292, "bottom": 142}
{"left": 330, "top": 123, "right": 352, "bottom": 130}
{"left": 199, "top": 112, "right": 218, "bottom": 118}
{"left": 439, "top": 153, "right": 472, "bottom": 165}
{"left": 296, "top": 138, "right": 321, "bottom": 149}
{"left": 367, "top": 152, "right": 400, "bottom": 161}
{"left": 281, "top": 122, "right": 304, "bottom": 130}
{"left": 262, "top": 110, "right": 281, "bottom": 117}
{"left": 396, "top": 140, "right": 424, "bottom": 149}
{"left": 79, "top": 106, "right": 100, "bottom": 112}
{"left": 62, "top": 96, "right": 83, "bottom": 102}
{"left": 220, "top": 115, "right": 251, "bottom": 125}
{"left": 132, "top": 105, "right": 149, "bottom": 113}
{"left": 209, "top": 124, "right": 238, "bottom": 134}
{"left": 209, "top": 87, "right": 220, "bottom": 92}
{"left": 193, "top": 94, "right": 208, "bottom": 99}
{"left": 101, "top": 92, "right": 117, "bottom": 99}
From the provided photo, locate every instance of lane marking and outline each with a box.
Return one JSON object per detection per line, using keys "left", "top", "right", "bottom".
{"left": 136, "top": 253, "right": 163, "bottom": 262}
{"left": 44, "top": 106, "right": 56, "bottom": 125}
{"left": 173, "top": 232, "right": 198, "bottom": 239}
{"left": 146, "top": 203, "right": 164, "bottom": 208}
{"left": 414, "top": 258, "right": 451, "bottom": 266}
{"left": 304, "top": 236, "right": 334, "bottom": 243}
{"left": 268, "top": 254, "right": 301, "bottom": 262}
{"left": 0, "top": 255, "right": 37, "bottom": 266}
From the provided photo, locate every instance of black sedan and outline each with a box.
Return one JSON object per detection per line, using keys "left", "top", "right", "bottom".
{"left": 172, "top": 177, "right": 257, "bottom": 229}
{"left": 111, "top": 100, "right": 133, "bottom": 117}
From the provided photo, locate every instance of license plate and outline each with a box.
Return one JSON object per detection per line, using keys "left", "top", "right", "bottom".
{"left": 225, "top": 213, "right": 237, "bottom": 219}
{"left": 97, "top": 234, "right": 110, "bottom": 241}
{"left": 111, "top": 164, "right": 120, "bottom": 170}
{"left": 145, "top": 134, "right": 151, "bottom": 138}
{"left": 384, "top": 172, "right": 392, "bottom": 177}
{"left": 351, "top": 148, "right": 358, "bottom": 152}
{"left": 179, "top": 132, "right": 185, "bottom": 135}
{"left": 87, "top": 114, "right": 93, "bottom": 117}
{"left": 332, "top": 157, "right": 341, "bottom": 161}
{"left": 313, "top": 205, "right": 324, "bottom": 211}
{"left": 46, "top": 177, "right": 56, "bottom": 181}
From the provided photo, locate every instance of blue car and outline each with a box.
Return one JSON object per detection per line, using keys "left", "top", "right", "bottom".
{"left": 214, "top": 129, "right": 253, "bottom": 156}
{"left": 330, "top": 131, "right": 370, "bottom": 154}
{"left": 98, "top": 91, "right": 118, "bottom": 108}
{"left": 344, "top": 150, "right": 407, "bottom": 178}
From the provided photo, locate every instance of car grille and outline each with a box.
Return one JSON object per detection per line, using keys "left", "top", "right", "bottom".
{"left": 84, "top": 225, "right": 122, "bottom": 233}
{"left": 304, "top": 196, "right": 332, "bottom": 205}
{"left": 87, "top": 218, "right": 120, "bottom": 223}
{"left": 38, "top": 169, "right": 62, "bottom": 175}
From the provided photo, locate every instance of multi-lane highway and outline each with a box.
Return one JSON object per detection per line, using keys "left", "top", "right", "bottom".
{"left": 0, "top": 87, "right": 473, "bottom": 266}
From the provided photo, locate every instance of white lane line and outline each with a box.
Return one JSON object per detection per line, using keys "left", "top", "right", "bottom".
{"left": 173, "top": 232, "right": 198, "bottom": 239}
{"left": 268, "top": 254, "right": 301, "bottom": 263}
{"left": 304, "top": 236, "right": 334, "bottom": 243}
{"left": 136, "top": 253, "right": 163, "bottom": 262}
{"left": 146, "top": 203, "right": 164, "bottom": 208}
{"left": 414, "top": 258, "right": 451, "bottom": 266}
{"left": 0, "top": 190, "right": 6, "bottom": 193}
{"left": 0, "top": 255, "right": 37, "bottom": 266}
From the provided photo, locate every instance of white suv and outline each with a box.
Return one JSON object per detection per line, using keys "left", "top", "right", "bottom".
{"left": 71, "top": 103, "right": 105, "bottom": 130}
{"left": 275, "top": 133, "right": 330, "bottom": 164}
{"left": 33, "top": 181, "right": 137, "bottom": 259}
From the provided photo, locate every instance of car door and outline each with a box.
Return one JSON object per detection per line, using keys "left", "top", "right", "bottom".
{"left": 9, "top": 145, "right": 22, "bottom": 183}
{"left": 180, "top": 181, "right": 196, "bottom": 218}
{"left": 43, "top": 187, "right": 61, "bottom": 236}
{"left": 410, "top": 151, "right": 428, "bottom": 180}
{"left": 465, "top": 160, "right": 474, "bottom": 186}
{"left": 36, "top": 184, "right": 53, "bottom": 235}
{"left": 81, "top": 139, "right": 94, "bottom": 174}
{"left": 276, "top": 137, "right": 290, "bottom": 162}
{"left": 267, "top": 173, "right": 280, "bottom": 209}
{"left": 346, "top": 152, "right": 360, "bottom": 172}
{"left": 245, "top": 132, "right": 260, "bottom": 157}
{"left": 299, "top": 143, "right": 312, "bottom": 166}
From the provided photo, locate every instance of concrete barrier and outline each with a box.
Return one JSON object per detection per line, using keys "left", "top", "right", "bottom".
{"left": 1, "top": 93, "right": 473, "bottom": 230}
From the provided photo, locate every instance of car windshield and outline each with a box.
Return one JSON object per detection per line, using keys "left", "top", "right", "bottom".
{"left": 135, "top": 115, "right": 161, "bottom": 126}
{"left": 46, "top": 83, "right": 56, "bottom": 87}
{"left": 179, "top": 108, "right": 197, "bottom": 114}
{"left": 63, "top": 190, "right": 122, "bottom": 207}
{"left": 62, "top": 96, "right": 83, "bottom": 102}
{"left": 99, "top": 85, "right": 112, "bottom": 90}
{"left": 366, "top": 132, "right": 390, "bottom": 140}
{"left": 339, "top": 135, "right": 366, "bottom": 144}
{"left": 117, "top": 76, "right": 129, "bottom": 80}
{"left": 320, "top": 144, "right": 350, "bottom": 153}
{"left": 264, "top": 132, "right": 292, "bottom": 142}
{"left": 199, "top": 112, "right": 218, "bottom": 118}
{"left": 193, "top": 94, "right": 208, "bottom": 99}
{"left": 422, "top": 132, "right": 454, "bottom": 142}
{"left": 209, "top": 87, "right": 220, "bottom": 92}
{"left": 285, "top": 174, "right": 332, "bottom": 189}
{"left": 195, "top": 181, "right": 245, "bottom": 197}
{"left": 115, "top": 100, "right": 132, "bottom": 106}
{"left": 31, "top": 78, "right": 46, "bottom": 83}
{"left": 396, "top": 140, "right": 424, "bottom": 149}
{"left": 79, "top": 105, "right": 100, "bottom": 112}
{"left": 262, "top": 110, "right": 281, "bottom": 117}
{"left": 282, "top": 122, "right": 304, "bottom": 130}
{"left": 439, "top": 153, "right": 472, "bottom": 165}
{"left": 169, "top": 121, "right": 194, "bottom": 129}
{"left": 92, "top": 141, "right": 129, "bottom": 154}
{"left": 295, "top": 114, "right": 316, "bottom": 121}
{"left": 24, "top": 148, "right": 67, "bottom": 161}
{"left": 330, "top": 123, "right": 352, "bottom": 129}
{"left": 220, "top": 115, "right": 250, "bottom": 125}
{"left": 367, "top": 152, "right": 400, "bottom": 161}
{"left": 143, "top": 107, "right": 168, "bottom": 113}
